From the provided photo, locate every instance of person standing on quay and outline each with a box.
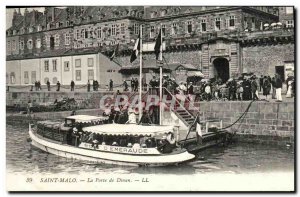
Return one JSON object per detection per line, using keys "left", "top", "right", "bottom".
{"left": 70, "top": 80, "right": 75, "bottom": 91}
{"left": 262, "top": 76, "right": 271, "bottom": 100}
{"left": 134, "top": 78, "right": 138, "bottom": 92}
{"left": 109, "top": 79, "right": 114, "bottom": 91}
{"left": 251, "top": 76, "right": 259, "bottom": 100}
{"left": 56, "top": 81, "right": 61, "bottom": 91}
{"left": 274, "top": 74, "right": 283, "bottom": 102}
{"left": 259, "top": 75, "right": 264, "bottom": 92}
{"left": 87, "top": 81, "right": 91, "bottom": 92}
{"left": 130, "top": 77, "right": 135, "bottom": 92}
{"left": 46, "top": 80, "right": 50, "bottom": 91}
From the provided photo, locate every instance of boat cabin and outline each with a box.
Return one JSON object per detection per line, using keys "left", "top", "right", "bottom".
{"left": 79, "top": 124, "right": 178, "bottom": 154}
{"left": 64, "top": 115, "right": 109, "bottom": 127}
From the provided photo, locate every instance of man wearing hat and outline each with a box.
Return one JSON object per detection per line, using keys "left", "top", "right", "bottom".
{"left": 251, "top": 76, "right": 259, "bottom": 100}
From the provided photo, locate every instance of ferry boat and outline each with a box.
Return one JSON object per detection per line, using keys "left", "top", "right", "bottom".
{"left": 29, "top": 115, "right": 195, "bottom": 166}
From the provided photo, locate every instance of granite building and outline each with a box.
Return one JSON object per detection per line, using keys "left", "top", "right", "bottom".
{"left": 6, "top": 6, "right": 294, "bottom": 87}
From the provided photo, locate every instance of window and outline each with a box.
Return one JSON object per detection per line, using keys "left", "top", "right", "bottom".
{"left": 12, "top": 40, "right": 16, "bottom": 51}
{"left": 37, "top": 25, "right": 42, "bottom": 31}
{"left": 120, "top": 23, "right": 125, "bottom": 34}
{"left": 111, "top": 24, "right": 116, "bottom": 36}
{"left": 81, "top": 29, "right": 85, "bottom": 39}
{"left": 286, "top": 7, "right": 293, "bottom": 14}
{"left": 54, "top": 34, "right": 60, "bottom": 47}
{"left": 229, "top": 16, "right": 236, "bottom": 27}
{"left": 215, "top": 18, "right": 221, "bottom": 31}
{"left": 75, "top": 59, "right": 81, "bottom": 67}
{"left": 134, "top": 24, "right": 139, "bottom": 35}
{"left": 53, "top": 77, "right": 58, "bottom": 84}
{"left": 29, "top": 27, "right": 33, "bottom": 33}
{"left": 44, "top": 60, "right": 49, "bottom": 72}
{"left": 162, "top": 24, "right": 166, "bottom": 36}
{"left": 287, "top": 20, "right": 294, "bottom": 28}
{"left": 50, "top": 36, "right": 55, "bottom": 49}
{"left": 36, "top": 39, "right": 41, "bottom": 49}
{"left": 172, "top": 23, "right": 178, "bottom": 35}
{"left": 187, "top": 21, "right": 192, "bottom": 33}
{"left": 201, "top": 19, "right": 207, "bottom": 32}
{"left": 161, "top": 9, "right": 167, "bottom": 17}
{"left": 31, "top": 71, "right": 36, "bottom": 84}
{"left": 150, "top": 26, "right": 155, "bottom": 38}
{"left": 251, "top": 18, "right": 255, "bottom": 30}
{"left": 19, "top": 41, "right": 24, "bottom": 50}
{"left": 56, "top": 23, "right": 59, "bottom": 28}
{"left": 7, "top": 41, "right": 11, "bottom": 51}
{"left": 75, "top": 29, "right": 80, "bottom": 39}
{"left": 24, "top": 71, "right": 29, "bottom": 84}
{"left": 88, "top": 58, "right": 94, "bottom": 67}
{"left": 27, "top": 39, "right": 33, "bottom": 49}
{"left": 97, "top": 27, "right": 102, "bottom": 39}
{"left": 10, "top": 72, "right": 15, "bottom": 84}
{"left": 76, "top": 70, "right": 81, "bottom": 81}
{"left": 64, "top": 61, "right": 70, "bottom": 71}
{"left": 65, "top": 33, "right": 70, "bottom": 45}
{"left": 66, "top": 21, "right": 70, "bottom": 27}
{"left": 52, "top": 59, "right": 57, "bottom": 72}
{"left": 88, "top": 69, "right": 94, "bottom": 80}
{"left": 151, "top": 12, "right": 157, "bottom": 18}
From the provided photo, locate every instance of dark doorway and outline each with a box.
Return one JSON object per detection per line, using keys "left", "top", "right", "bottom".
{"left": 275, "top": 66, "right": 285, "bottom": 81}
{"left": 213, "top": 58, "right": 230, "bottom": 83}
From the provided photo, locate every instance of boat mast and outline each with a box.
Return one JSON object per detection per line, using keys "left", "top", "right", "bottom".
{"left": 159, "top": 27, "right": 163, "bottom": 125}
{"left": 139, "top": 25, "right": 143, "bottom": 121}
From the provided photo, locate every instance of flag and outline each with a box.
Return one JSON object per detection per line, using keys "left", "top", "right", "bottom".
{"left": 109, "top": 43, "right": 119, "bottom": 61}
{"left": 154, "top": 29, "right": 162, "bottom": 61}
{"left": 130, "top": 34, "right": 141, "bottom": 63}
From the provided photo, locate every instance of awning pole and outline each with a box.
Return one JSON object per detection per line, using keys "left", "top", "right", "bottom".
{"left": 139, "top": 25, "right": 143, "bottom": 122}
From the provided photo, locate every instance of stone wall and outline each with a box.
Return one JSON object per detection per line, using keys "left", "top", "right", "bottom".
{"left": 192, "top": 101, "right": 295, "bottom": 145}
{"left": 242, "top": 43, "right": 294, "bottom": 76}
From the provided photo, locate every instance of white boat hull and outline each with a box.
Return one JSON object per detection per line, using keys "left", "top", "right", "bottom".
{"left": 29, "top": 129, "right": 195, "bottom": 167}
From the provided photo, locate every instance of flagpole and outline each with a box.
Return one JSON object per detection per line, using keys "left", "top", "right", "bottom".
{"left": 139, "top": 25, "right": 143, "bottom": 122}
{"left": 159, "top": 27, "right": 163, "bottom": 125}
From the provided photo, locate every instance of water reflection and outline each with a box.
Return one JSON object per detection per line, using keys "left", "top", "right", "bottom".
{"left": 6, "top": 124, "right": 294, "bottom": 175}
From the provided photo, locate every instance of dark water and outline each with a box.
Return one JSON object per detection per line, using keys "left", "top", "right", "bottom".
{"left": 6, "top": 124, "right": 294, "bottom": 175}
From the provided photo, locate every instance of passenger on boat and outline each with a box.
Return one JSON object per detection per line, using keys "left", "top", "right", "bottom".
{"left": 157, "top": 135, "right": 175, "bottom": 153}
{"left": 127, "top": 109, "right": 137, "bottom": 124}
{"left": 138, "top": 109, "right": 152, "bottom": 125}
{"left": 127, "top": 143, "right": 133, "bottom": 148}
{"left": 92, "top": 139, "right": 99, "bottom": 148}
{"left": 112, "top": 141, "right": 118, "bottom": 146}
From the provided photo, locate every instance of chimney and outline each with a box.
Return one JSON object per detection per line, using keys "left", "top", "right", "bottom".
{"left": 18, "top": 8, "right": 20, "bottom": 14}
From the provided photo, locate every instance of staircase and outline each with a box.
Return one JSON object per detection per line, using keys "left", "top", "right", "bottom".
{"left": 163, "top": 88, "right": 197, "bottom": 130}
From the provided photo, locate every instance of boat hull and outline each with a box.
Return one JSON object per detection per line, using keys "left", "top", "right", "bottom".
{"left": 29, "top": 129, "right": 195, "bottom": 167}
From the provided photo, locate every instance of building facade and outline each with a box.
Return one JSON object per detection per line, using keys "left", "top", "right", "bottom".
{"left": 6, "top": 6, "right": 294, "bottom": 86}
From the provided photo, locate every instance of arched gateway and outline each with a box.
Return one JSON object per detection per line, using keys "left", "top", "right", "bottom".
{"left": 212, "top": 58, "right": 230, "bottom": 83}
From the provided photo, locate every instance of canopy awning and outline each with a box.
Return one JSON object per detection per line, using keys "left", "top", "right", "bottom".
{"left": 82, "top": 124, "right": 174, "bottom": 136}
{"left": 66, "top": 115, "right": 108, "bottom": 123}
{"left": 187, "top": 71, "right": 204, "bottom": 77}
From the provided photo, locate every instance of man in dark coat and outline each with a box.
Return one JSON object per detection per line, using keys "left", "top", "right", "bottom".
{"left": 274, "top": 74, "right": 283, "bottom": 102}
{"left": 134, "top": 78, "right": 138, "bottom": 92}
{"left": 259, "top": 75, "right": 264, "bottom": 92}
{"left": 109, "top": 79, "right": 113, "bottom": 91}
{"left": 262, "top": 76, "right": 271, "bottom": 100}
{"left": 242, "top": 79, "right": 251, "bottom": 100}
{"left": 46, "top": 80, "right": 50, "bottom": 91}
{"left": 87, "top": 81, "right": 91, "bottom": 92}
{"left": 56, "top": 81, "right": 61, "bottom": 91}
{"left": 228, "top": 78, "right": 237, "bottom": 101}
{"left": 70, "top": 80, "right": 75, "bottom": 91}
{"left": 123, "top": 80, "right": 128, "bottom": 91}
{"left": 130, "top": 77, "right": 135, "bottom": 92}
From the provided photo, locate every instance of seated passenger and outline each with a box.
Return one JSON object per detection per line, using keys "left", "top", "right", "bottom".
{"left": 101, "top": 142, "right": 106, "bottom": 145}
{"left": 127, "top": 143, "right": 133, "bottom": 148}
{"left": 132, "top": 143, "right": 140, "bottom": 149}
{"left": 112, "top": 141, "right": 118, "bottom": 146}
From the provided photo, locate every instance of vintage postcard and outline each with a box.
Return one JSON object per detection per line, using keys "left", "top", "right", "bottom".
{"left": 5, "top": 5, "right": 295, "bottom": 192}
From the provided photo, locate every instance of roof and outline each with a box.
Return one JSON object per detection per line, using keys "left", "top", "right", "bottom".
{"left": 120, "top": 60, "right": 198, "bottom": 72}
{"left": 82, "top": 124, "right": 174, "bottom": 136}
{"left": 66, "top": 115, "right": 108, "bottom": 123}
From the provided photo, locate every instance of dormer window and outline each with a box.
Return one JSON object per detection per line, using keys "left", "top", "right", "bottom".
{"left": 161, "top": 9, "right": 167, "bottom": 17}
{"left": 174, "top": 7, "right": 180, "bottom": 14}
{"left": 37, "top": 25, "right": 42, "bottom": 31}
{"left": 151, "top": 12, "right": 157, "bottom": 18}
{"left": 66, "top": 21, "right": 70, "bottom": 27}
{"left": 13, "top": 30, "right": 17, "bottom": 35}
{"left": 56, "top": 23, "right": 59, "bottom": 28}
{"left": 131, "top": 10, "right": 136, "bottom": 16}
{"left": 27, "top": 39, "right": 33, "bottom": 49}
{"left": 28, "top": 27, "right": 33, "bottom": 33}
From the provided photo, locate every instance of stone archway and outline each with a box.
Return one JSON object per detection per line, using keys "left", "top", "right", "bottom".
{"left": 213, "top": 58, "right": 230, "bottom": 83}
